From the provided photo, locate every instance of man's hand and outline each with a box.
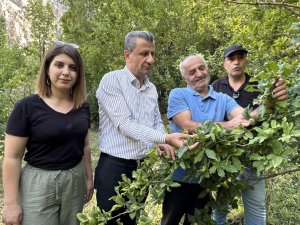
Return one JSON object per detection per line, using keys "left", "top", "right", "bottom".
{"left": 272, "top": 79, "right": 288, "bottom": 101}
{"left": 221, "top": 114, "right": 251, "bottom": 130}
{"left": 157, "top": 144, "right": 176, "bottom": 160}
{"left": 165, "top": 133, "right": 199, "bottom": 150}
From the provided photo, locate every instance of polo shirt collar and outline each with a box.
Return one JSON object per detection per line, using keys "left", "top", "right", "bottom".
{"left": 187, "top": 85, "right": 217, "bottom": 100}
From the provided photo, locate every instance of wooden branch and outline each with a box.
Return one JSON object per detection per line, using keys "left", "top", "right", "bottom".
{"left": 283, "top": 4, "right": 300, "bottom": 16}
{"left": 272, "top": 32, "right": 292, "bottom": 37}
{"left": 7, "top": 88, "right": 16, "bottom": 105}
{"left": 262, "top": 167, "right": 300, "bottom": 180}
{"left": 225, "top": 0, "right": 300, "bottom": 9}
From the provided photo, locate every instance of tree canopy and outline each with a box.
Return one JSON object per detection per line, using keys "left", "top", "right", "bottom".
{"left": 60, "top": 0, "right": 299, "bottom": 121}
{"left": 1, "top": 0, "right": 299, "bottom": 124}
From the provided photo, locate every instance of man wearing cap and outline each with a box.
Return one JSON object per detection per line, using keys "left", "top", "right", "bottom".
{"left": 211, "top": 45, "right": 287, "bottom": 225}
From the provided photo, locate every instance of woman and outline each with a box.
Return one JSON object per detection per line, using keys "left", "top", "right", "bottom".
{"left": 2, "top": 41, "right": 93, "bottom": 225}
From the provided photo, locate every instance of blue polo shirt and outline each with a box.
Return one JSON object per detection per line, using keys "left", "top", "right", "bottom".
{"left": 167, "top": 85, "right": 239, "bottom": 182}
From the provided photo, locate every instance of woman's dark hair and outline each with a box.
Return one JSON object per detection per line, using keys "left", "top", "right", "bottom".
{"left": 36, "top": 42, "right": 86, "bottom": 108}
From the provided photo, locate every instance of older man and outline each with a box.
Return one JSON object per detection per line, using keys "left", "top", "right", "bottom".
{"left": 161, "top": 54, "right": 252, "bottom": 225}
{"left": 94, "top": 31, "right": 192, "bottom": 225}
{"left": 161, "top": 53, "right": 287, "bottom": 225}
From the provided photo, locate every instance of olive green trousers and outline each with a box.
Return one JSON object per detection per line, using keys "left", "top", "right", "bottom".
{"left": 20, "top": 161, "right": 86, "bottom": 225}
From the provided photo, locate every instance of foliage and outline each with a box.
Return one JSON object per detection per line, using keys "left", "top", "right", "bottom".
{"left": 0, "top": 38, "right": 37, "bottom": 138}
{"left": 0, "top": 12, "right": 39, "bottom": 156}
{"left": 0, "top": 0, "right": 55, "bottom": 146}
{"left": 78, "top": 55, "right": 300, "bottom": 224}
{"left": 59, "top": 0, "right": 299, "bottom": 122}
{"left": 0, "top": 16, "right": 7, "bottom": 47}
{"left": 24, "top": 0, "right": 56, "bottom": 62}
{"left": 1, "top": 0, "right": 299, "bottom": 124}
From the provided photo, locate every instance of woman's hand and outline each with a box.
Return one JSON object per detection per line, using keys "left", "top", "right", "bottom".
{"left": 2, "top": 202, "right": 23, "bottom": 225}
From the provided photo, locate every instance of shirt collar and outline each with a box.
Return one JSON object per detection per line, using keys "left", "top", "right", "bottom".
{"left": 124, "top": 66, "right": 150, "bottom": 89}
{"left": 221, "top": 73, "right": 250, "bottom": 90}
{"left": 187, "top": 85, "right": 217, "bottom": 100}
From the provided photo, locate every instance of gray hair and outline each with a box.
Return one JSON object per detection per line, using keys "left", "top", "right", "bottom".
{"left": 179, "top": 54, "right": 208, "bottom": 78}
{"left": 124, "top": 30, "right": 154, "bottom": 52}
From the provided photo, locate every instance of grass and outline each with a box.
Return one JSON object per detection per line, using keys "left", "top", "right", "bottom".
{"left": 227, "top": 170, "right": 300, "bottom": 225}
{"left": 0, "top": 130, "right": 299, "bottom": 224}
{"left": 266, "top": 171, "right": 300, "bottom": 225}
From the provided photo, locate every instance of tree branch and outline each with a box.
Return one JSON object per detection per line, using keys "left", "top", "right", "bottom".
{"left": 246, "top": 168, "right": 300, "bottom": 185}
{"left": 272, "top": 33, "right": 292, "bottom": 38}
{"left": 262, "top": 167, "right": 300, "bottom": 180}
{"left": 225, "top": 0, "right": 300, "bottom": 9}
{"left": 283, "top": 4, "right": 300, "bottom": 16}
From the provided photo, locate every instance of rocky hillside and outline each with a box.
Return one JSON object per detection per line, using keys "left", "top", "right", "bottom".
{"left": 0, "top": 0, "right": 66, "bottom": 45}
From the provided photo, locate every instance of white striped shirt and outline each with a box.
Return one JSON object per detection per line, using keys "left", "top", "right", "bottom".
{"left": 96, "top": 66, "right": 167, "bottom": 159}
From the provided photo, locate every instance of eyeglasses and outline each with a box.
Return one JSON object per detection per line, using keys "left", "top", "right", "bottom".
{"left": 54, "top": 40, "right": 79, "bottom": 49}
{"left": 233, "top": 91, "right": 239, "bottom": 99}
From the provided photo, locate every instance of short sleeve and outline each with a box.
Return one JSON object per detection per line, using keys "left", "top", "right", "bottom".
{"left": 6, "top": 98, "right": 31, "bottom": 137}
{"left": 225, "top": 94, "right": 239, "bottom": 115}
{"left": 82, "top": 102, "right": 91, "bottom": 129}
{"left": 167, "top": 88, "right": 189, "bottom": 120}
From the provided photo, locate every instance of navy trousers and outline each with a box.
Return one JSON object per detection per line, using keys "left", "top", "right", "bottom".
{"left": 94, "top": 152, "right": 143, "bottom": 225}
{"left": 161, "top": 182, "right": 210, "bottom": 225}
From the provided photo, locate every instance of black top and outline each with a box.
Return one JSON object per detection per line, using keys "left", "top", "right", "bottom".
{"left": 212, "top": 73, "right": 259, "bottom": 108}
{"left": 6, "top": 94, "right": 90, "bottom": 170}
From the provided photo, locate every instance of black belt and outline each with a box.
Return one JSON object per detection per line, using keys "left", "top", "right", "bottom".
{"left": 100, "top": 152, "right": 144, "bottom": 166}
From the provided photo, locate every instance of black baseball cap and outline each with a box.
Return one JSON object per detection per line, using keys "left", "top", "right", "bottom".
{"left": 224, "top": 45, "right": 248, "bottom": 57}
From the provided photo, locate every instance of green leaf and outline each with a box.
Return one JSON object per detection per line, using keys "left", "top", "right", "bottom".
{"left": 275, "top": 100, "right": 288, "bottom": 108}
{"left": 249, "top": 153, "right": 263, "bottom": 160}
{"left": 179, "top": 161, "right": 186, "bottom": 170}
{"left": 231, "top": 148, "right": 245, "bottom": 156}
{"left": 116, "top": 219, "right": 124, "bottom": 225}
{"left": 231, "top": 128, "right": 245, "bottom": 135}
{"left": 265, "top": 61, "right": 279, "bottom": 73}
{"left": 284, "top": 121, "right": 294, "bottom": 133}
{"left": 177, "top": 146, "right": 189, "bottom": 159}
{"left": 77, "top": 213, "right": 89, "bottom": 223}
{"left": 269, "top": 140, "right": 283, "bottom": 155}
{"left": 205, "top": 149, "right": 217, "bottom": 160}
{"left": 222, "top": 164, "right": 238, "bottom": 173}
{"left": 271, "top": 120, "right": 277, "bottom": 128}
{"left": 217, "top": 168, "right": 225, "bottom": 177}
{"left": 252, "top": 161, "right": 265, "bottom": 176}
{"left": 194, "top": 150, "right": 204, "bottom": 163}
{"left": 209, "top": 165, "right": 217, "bottom": 174}
{"left": 231, "top": 156, "right": 242, "bottom": 170}
{"left": 270, "top": 155, "right": 283, "bottom": 168}
{"left": 129, "top": 211, "right": 136, "bottom": 220}
{"left": 169, "top": 182, "right": 181, "bottom": 188}
{"left": 257, "top": 71, "right": 269, "bottom": 79}
{"left": 242, "top": 107, "right": 252, "bottom": 120}
{"left": 110, "top": 204, "right": 122, "bottom": 212}
{"left": 245, "top": 131, "right": 253, "bottom": 139}
{"left": 291, "top": 129, "right": 300, "bottom": 137}
{"left": 211, "top": 191, "right": 217, "bottom": 200}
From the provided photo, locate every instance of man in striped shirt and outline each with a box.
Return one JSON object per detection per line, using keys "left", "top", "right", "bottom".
{"left": 94, "top": 30, "right": 192, "bottom": 225}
